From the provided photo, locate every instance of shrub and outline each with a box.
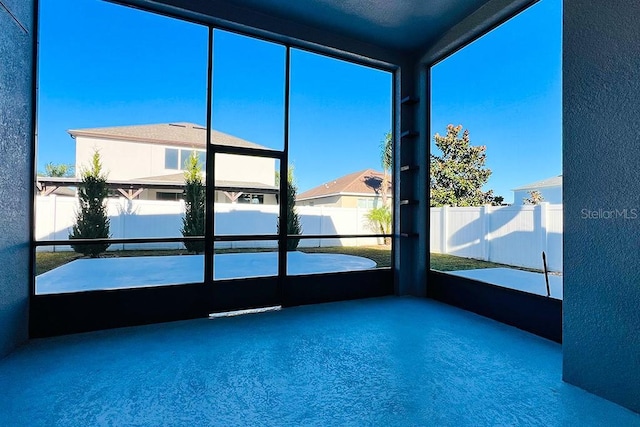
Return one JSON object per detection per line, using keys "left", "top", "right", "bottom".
{"left": 181, "top": 151, "right": 206, "bottom": 253}
{"left": 278, "top": 169, "right": 302, "bottom": 251}
{"left": 69, "top": 151, "right": 110, "bottom": 257}
{"left": 366, "top": 206, "right": 392, "bottom": 245}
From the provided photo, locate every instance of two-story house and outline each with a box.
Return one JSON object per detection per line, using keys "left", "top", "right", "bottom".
{"left": 66, "top": 122, "right": 278, "bottom": 204}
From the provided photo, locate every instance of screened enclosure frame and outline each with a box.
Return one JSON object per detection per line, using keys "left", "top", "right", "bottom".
{"left": 423, "top": 1, "right": 563, "bottom": 343}
{"left": 30, "top": 2, "right": 396, "bottom": 336}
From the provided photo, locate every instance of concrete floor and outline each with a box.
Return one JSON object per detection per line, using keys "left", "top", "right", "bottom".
{"left": 446, "top": 268, "right": 564, "bottom": 299}
{"left": 1, "top": 297, "right": 638, "bottom": 426}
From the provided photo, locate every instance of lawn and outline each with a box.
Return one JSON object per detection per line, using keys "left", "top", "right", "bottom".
{"left": 35, "top": 247, "right": 531, "bottom": 275}
{"left": 429, "top": 253, "right": 534, "bottom": 272}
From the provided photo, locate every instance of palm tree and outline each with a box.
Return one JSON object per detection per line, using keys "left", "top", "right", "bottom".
{"left": 366, "top": 206, "right": 391, "bottom": 245}
{"left": 380, "top": 132, "right": 392, "bottom": 208}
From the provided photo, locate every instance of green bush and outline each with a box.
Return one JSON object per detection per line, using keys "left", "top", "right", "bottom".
{"left": 278, "top": 169, "right": 302, "bottom": 251}
{"left": 69, "top": 151, "right": 110, "bottom": 257}
{"left": 181, "top": 151, "right": 206, "bottom": 253}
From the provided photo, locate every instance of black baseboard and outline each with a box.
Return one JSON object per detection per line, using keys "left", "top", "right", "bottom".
{"left": 284, "top": 268, "right": 394, "bottom": 307}
{"left": 30, "top": 269, "right": 393, "bottom": 338}
{"left": 427, "top": 270, "right": 562, "bottom": 343}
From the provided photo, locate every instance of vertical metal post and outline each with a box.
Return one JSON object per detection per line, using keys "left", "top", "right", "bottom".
{"left": 204, "top": 27, "right": 215, "bottom": 284}
{"left": 278, "top": 46, "right": 291, "bottom": 300}
{"left": 390, "top": 67, "right": 398, "bottom": 275}
{"left": 29, "top": 0, "right": 40, "bottom": 299}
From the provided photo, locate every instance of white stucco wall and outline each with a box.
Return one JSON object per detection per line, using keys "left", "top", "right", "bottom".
{"left": 75, "top": 136, "right": 275, "bottom": 185}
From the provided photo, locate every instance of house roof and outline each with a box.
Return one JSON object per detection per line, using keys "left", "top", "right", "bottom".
{"left": 68, "top": 122, "right": 270, "bottom": 150}
{"left": 512, "top": 175, "right": 562, "bottom": 191}
{"left": 139, "top": 173, "right": 279, "bottom": 193}
{"left": 36, "top": 175, "right": 279, "bottom": 194}
{"left": 297, "top": 169, "right": 391, "bottom": 201}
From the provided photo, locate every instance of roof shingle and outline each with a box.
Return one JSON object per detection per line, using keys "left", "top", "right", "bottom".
{"left": 68, "top": 122, "right": 270, "bottom": 150}
{"left": 297, "top": 169, "right": 392, "bottom": 200}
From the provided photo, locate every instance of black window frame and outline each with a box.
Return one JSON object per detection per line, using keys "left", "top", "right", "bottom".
{"left": 30, "top": 0, "right": 397, "bottom": 337}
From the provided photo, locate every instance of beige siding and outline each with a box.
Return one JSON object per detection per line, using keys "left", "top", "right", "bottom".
{"left": 297, "top": 195, "right": 342, "bottom": 207}
{"left": 297, "top": 194, "right": 389, "bottom": 208}
{"left": 75, "top": 136, "right": 276, "bottom": 188}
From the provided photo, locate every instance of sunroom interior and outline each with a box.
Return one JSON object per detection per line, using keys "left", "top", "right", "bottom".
{"left": 1, "top": 0, "right": 639, "bottom": 423}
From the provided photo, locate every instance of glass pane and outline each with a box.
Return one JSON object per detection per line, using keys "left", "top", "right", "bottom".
{"left": 429, "top": 0, "right": 562, "bottom": 299}
{"left": 213, "top": 240, "right": 278, "bottom": 280}
{"left": 165, "top": 148, "right": 179, "bottom": 169}
{"left": 290, "top": 50, "right": 393, "bottom": 236}
{"left": 287, "top": 237, "right": 388, "bottom": 276}
{"left": 212, "top": 30, "right": 285, "bottom": 151}
{"left": 36, "top": 0, "right": 208, "bottom": 249}
{"left": 35, "top": 243, "right": 200, "bottom": 295}
{"left": 214, "top": 154, "right": 280, "bottom": 236}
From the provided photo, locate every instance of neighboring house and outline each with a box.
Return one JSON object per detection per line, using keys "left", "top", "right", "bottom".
{"left": 512, "top": 175, "right": 562, "bottom": 204}
{"left": 297, "top": 169, "right": 392, "bottom": 208}
{"left": 52, "top": 122, "right": 279, "bottom": 204}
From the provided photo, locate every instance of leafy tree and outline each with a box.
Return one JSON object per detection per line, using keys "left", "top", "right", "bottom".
{"left": 523, "top": 190, "right": 544, "bottom": 205}
{"left": 380, "top": 131, "right": 392, "bottom": 207}
{"left": 430, "top": 124, "right": 494, "bottom": 207}
{"left": 492, "top": 196, "right": 505, "bottom": 206}
{"left": 366, "top": 206, "right": 392, "bottom": 245}
{"left": 40, "top": 162, "right": 74, "bottom": 177}
{"left": 278, "top": 167, "right": 302, "bottom": 251}
{"left": 69, "top": 151, "right": 110, "bottom": 257}
{"left": 181, "top": 151, "right": 206, "bottom": 253}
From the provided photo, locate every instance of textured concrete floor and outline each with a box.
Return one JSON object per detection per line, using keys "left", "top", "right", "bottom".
{"left": 1, "top": 297, "right": 638, "bottom": 426}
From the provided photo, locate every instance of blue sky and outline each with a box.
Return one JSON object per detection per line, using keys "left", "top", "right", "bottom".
{"left": 38, "top": 0, "right": 560, "bottom": 202}
{"left": 432, "top": 0, "right": 562, "bottom": 203}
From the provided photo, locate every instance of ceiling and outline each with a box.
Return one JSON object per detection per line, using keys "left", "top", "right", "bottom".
{"left": 120, "top": 0, "right": 533, "bottom": 63}
{"left": 211, "top": 0, "right": 495, "bottom": 52}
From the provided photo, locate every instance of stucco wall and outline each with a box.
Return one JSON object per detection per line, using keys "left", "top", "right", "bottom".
{"left": 0, "top": 0, "right": 34, "bottom": 357}
{"left": 296, "top": 195, "right": 342, "bottom": 207}
{"left": 75, "top": 136, "right": 275, "bottom": 185}
{"left": 76, "top": 136, "right": 161, "bottom": 180}
{"left": 563, "top": 0, "right": 640, "bottom": 413}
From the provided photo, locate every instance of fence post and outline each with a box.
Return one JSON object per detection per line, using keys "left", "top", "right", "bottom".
{"left": 51, "top": 195, "right": 57, "bottom": 252}
{"left": 481, "top": 204, "right": 491, "bottom": 261}
{"left": 539, "top": 202, "right": 549, "bottom": 260}
{"left": 441, "top": 205, "right": 449, "bottom": 254}
{"left": 119, "top": 197, "right": 126, "bottom": 250}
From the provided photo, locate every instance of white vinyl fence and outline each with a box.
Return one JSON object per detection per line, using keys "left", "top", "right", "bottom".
{"left": 35, "top": 196, "right": 383, "bottom": 251}
{"left": 36, "top": 196, "right": 563, "bottom": 271}
{"left": 430, "top": 203, "right": 563, "bottom": 272}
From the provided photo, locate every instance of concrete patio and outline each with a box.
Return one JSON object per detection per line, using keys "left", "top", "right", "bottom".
{"left": 35, "top": 251, "right": 377, "bottom": 294}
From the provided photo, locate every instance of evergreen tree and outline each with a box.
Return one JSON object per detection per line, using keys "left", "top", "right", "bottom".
{"left": 181, "top": 151, "right": 206, "bottom": 253}
{"left": 278, "top": 167, "right": 302, "bottom": 251}
{"left": 69, "top": 151, "right": 110, "bottom": 257}
{"left": 430, "top": 124, "right": 494, "bottom": 207}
